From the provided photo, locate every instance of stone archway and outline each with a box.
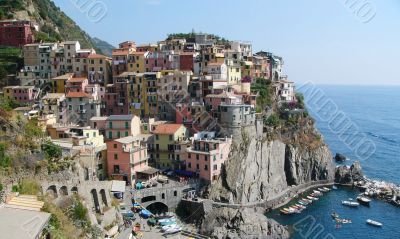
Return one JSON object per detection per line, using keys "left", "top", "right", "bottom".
{"left": 46, "top": 185, "right": 58, "bottom": 198}
{"left": 146, "top": 202, "right": 168, "bottom": 215}
{"left": 91, "top": 189, "right": 100, "bottom": 213}
{"left": 71, "top": 186, "right": 78, "bottom": 194}
{"left": 141, "top": 195, "right": 156, "bottom": 203}
{"left": 59, "top": 186, "right": 68, "bottom": 196}
{"left": 99, "top": 189, "right": 108, "bottom": 207}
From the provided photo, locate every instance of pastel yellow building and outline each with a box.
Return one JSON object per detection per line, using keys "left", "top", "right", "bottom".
{"left": 127, "top": 52, "right": 147, "bottom": 73}
{"left": 121, "top": 72, "right": 160, "bottom": 118}
{"left": 51, "top": 73, "right": 74, "bottom": 93}
{"left": 152, "top": 124, "right": 189, "bottom": 169}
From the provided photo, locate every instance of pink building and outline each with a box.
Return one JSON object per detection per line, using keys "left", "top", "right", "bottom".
{"left": 3, "top": 85, "right": 36, "bottom": 104}
{"left": 205, "top": 90, "right": 242, "bottom": 112}
{"left": 145, "top": 52, "right": 172, "bottom": 72}
{"left": 106, "top": 135, "right": 148, "bottom": 183}
{"left": 65, "top": 77, "right": 88, "bottom": 93}
{"left": 185, "top": 132, "right": 232, "bottom": 182}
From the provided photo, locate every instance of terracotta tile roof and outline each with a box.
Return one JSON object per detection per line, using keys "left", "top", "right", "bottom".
{"left": 87, "top": 53, "right": 108, "bottom": 59}
{"left": 66, "top": 91, "right": 92, "bottom": 98}
{"left": 67, "top": 77, "right": 87, "bottom": 83}
{"left": 208, "top": 62, "right": 224, "bottom": 66}
{"left": 130, "top": 51, "right": 146, "bottom": 55}
{"left": 153, "top": 124, "right": 184, "bottom": 135}
{"left": 112, "top": 49, "right": 129, "bottom": 56}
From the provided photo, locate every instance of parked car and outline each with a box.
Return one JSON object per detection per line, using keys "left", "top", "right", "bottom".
{"left": 119, "top": 203, "right": 135, "bottom": 220}
{"left": 113, "top": 192, "right": 123, "bottom": 199}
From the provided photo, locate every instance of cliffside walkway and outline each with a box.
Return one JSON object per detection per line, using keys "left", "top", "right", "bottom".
{"left": 210, "top": 180, "right": 334, "bottom": 209}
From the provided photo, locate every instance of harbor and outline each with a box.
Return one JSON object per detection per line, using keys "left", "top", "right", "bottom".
{"left": 267, "top": 186, "right": 400, "bottom": 239}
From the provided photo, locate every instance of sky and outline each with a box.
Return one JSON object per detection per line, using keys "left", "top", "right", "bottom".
{"left": 52, "top": 0, "right": 400, "bottom": 86}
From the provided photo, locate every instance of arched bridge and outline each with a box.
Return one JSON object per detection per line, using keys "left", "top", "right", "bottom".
{"left": 133, "top": 182, "right": 198, "bottom": 214}
{"left": 41, "top": 180, "right": 112, "bottom": 214}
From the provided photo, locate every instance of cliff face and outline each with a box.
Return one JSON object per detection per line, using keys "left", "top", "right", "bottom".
{"left": 209, "top": 120, "right": 335, "bottom": 204}
{"left": 201, "top": 207, "right": 289, "bottom": 239}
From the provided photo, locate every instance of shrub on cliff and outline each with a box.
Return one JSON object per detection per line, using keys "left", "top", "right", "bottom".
{"left": 42, "top": 140, "right": 62, "bottom": 160}
{"left": 265, "top": 114, "right": 281, "bottom": 127}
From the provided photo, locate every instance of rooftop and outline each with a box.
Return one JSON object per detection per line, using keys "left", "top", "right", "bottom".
{"left": 66, "top": 91, "right": 93, "bottom": 98}
{"left": 0, "top": 205, "right": 50, "bottom": 239}
{"left": 42, "top": 93, "right": 65, "bottom": 99}
{"left": 153, "top": 124, "right": 184, "bottom": 135}
{"left": 115, "top": 135, "right": 147, "bottom": 144}
{"left": 107, "top": 115, "right": 135, "bottom": 121}
{"left": 67, "top": 77, "right": 87, "bottom": 83}
{"left": 87, "top": 53, "right": 109, "bottom": 59}
{"left": 52, "top": 73, "right": 74, "bottom": 80}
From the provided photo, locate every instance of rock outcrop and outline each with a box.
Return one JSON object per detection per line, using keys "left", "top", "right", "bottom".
{"left": 200, "top": 207, "right": 289, "bottom": 239}
{"left": 209, "top": 125, "right": 335, "bottom": 204}
{"left": 335, "top": 161, "right": 364, "bottom": 184}
{"left": 334, "top": 153, "right": 347, "bottom": 162}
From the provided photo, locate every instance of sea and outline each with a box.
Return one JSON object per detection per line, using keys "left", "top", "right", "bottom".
{"left": 268, "top": 85, "right": 400, "bottom": 239}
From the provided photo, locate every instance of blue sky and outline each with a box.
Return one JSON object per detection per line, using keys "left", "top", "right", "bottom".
{"left": 52, "top": 0, "right": 400, "bottom": 85}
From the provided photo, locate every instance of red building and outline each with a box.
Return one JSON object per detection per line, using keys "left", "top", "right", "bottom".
{"left": 0, "top": 20, "right": 36, "bottom": 47}
{"left": 180, "top": 52, "right": 194, "bottom": 71}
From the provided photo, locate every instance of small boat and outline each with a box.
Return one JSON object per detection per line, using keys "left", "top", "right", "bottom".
{"left": 298, "top": 200, "right": 308, "bottom": 206}
{"left": 342, "top": 200, "right": 359, "bottom": 207}
{"left": 313, "top": 190, "right": 323, "bottom": 195}
{"left": 341, "top": 219, "right": 352, "bottom": 224}
{"left": 323, "top": 187, "right": 331, "bottom": 191}
{"left": 307, "top": 196, "right": 319, "bottom": 201}
{"left": 366, "top": 219, "right": 383, "bottom": 227}
{"left": 331, "top": 212, "right": 340, "bottom": 219}
{"left": 332, "top": 185, "right": 338, "bottom": 190}
{"left": 357, "top": 196, "right": 371, "bottom": 206}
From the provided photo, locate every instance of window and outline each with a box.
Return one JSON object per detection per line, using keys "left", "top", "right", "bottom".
{"left": 188, "top": 153, "right": 191, "bottom": 159}
{"left": 109, "top": 122, "right": 112, "bottom": 129}
{"left": 125, "top": 121, "right": 129, "bottom": 129}
{"left": 196, "top": 164, "right": 199, "bottom": 170}
{"left": 98, "top": 164, "right": 103, "bottom": 170}
{"left": 113, "top": 144, "right": 117, "bottom": 149}
{"left": 196, "top": 154, "right": 199, "bottom": 160}
{"left": 173, "top": 191, "right": 177, "bottom": 196}
{"left": 205, "top": 156, "right": 208, "bottom": 161}
{"left": 93, "top": 132, "right": 96, "bottom": 137}
{"left": 117, "top": 131, "right": 121, "bottom": 138}
{"left": 108, "top": 131, "right": 112, "bottom": 139}
{"left": 169, "top": 135, "right": 173, "bottom": 141}
{"left": 213, "top": 164, "right": 217, "bottom": 170}
{"left": 188, "top": 163, "right": 191, "bottom": 168}
{"left": 162, "top": 193, "right": 165, "bottom": 199}
{"left": 213, "top": 155, "right": 216, "bottom": 161}
{"left": 114, "top": 154, "right": 118, "bottom": 160}
{"left": 155, "top": 135, "right": 159, "bottom": 140}
{"left": 204, "top": 165, "right": 208, "bottom": 171}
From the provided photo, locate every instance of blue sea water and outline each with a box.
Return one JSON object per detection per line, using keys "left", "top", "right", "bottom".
{"left": 269, "top": 85, "right": 400, "bottom": 239}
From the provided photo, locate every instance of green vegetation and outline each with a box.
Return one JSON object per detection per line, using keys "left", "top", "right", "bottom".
{"left": 167, "top": 32, "right": 230, "bottom": 44}
{"left": 0, "top": 183, "right": 3, "bottom": 191}
{"left": 265, "top": 114, "right": 281, "bottom": 127}
{"left": 42, "top": 140, "right": 62, "bottom": 160}
{"left": 16, "top": 179, "right": 40, "bottom": 195}
{"left": 0, "top": 47, "right": 23, "bottom": 86}
{"left": 0, "top": 142, "right": 12, "bottom": 168}
{"left": 251, "top": 78, "right": 273, "bottom": 112}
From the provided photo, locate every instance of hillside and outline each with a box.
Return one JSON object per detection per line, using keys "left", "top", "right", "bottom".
{"left": 91, "top": 37, "right": 115, "bottom": 56}
{"left": 0, "top": 0, "right": 114, "bottom": 53}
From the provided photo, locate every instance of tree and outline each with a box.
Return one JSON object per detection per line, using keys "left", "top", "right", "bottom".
{"left": 265, "top": 114, "right": 280, "bottom": 127}
{"left": 42, "top": 141, "right": 62, "bottom": 160}
{"left": 0, "top": 143, "right": 12, "bottom": 168}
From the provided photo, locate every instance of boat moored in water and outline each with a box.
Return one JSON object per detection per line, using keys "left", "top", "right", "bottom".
{"left": 357, "top": 196, "right": 371, "bottom": 206}
{"left": 366, "top": 219, "right": 383, "bottom": 227}
{"left": 342, "top": 200, "right": 360, "bottom": 207}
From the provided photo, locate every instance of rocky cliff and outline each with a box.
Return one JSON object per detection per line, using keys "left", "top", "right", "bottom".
{"left": 201, "top": 207, "right": 289, "bottom": 239}
{"left": 209, "top": 116, "right": 335, "bottom": 204}
{"left": 335, "top": 161, "right": 364, "bottom": 184}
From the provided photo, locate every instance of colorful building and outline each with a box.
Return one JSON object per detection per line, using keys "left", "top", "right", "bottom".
{"left": 152, "top": 124, "right": 189, "bottom": 170}
{"left": 87, "top": 53, "right": 112, "bottom": 85}
{"left": 105, "top": 115, "right": 141, "bottom": 140}
{"left": 51, "top": 73, "right": 74, "bottom": 93}
{"left": 185, "top": 131, "right": 232, "bottom": 182}
{"left": 0, "top": 20, "right": 36, "bottom": 47}
{"left": 106, "top": 135, "right": 149, "bottom": 183}
{"left": 3, "top": 85, "right": 37, "bottom": 104}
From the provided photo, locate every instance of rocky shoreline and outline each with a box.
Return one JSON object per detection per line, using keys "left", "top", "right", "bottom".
{"left": 335, "top": 161, "right": 400, "bottom": 206}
